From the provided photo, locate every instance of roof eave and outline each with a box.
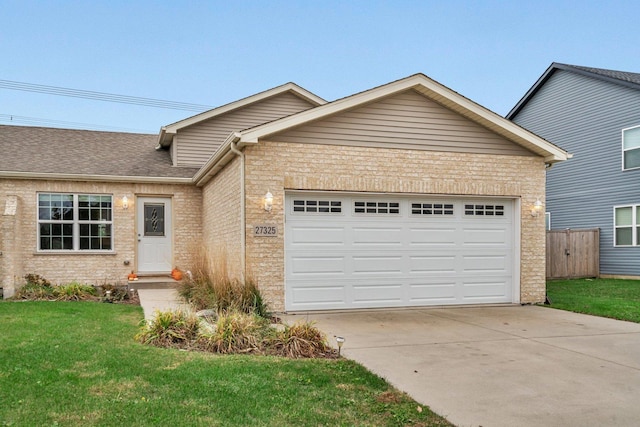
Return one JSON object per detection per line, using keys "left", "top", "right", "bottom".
{"left": 0, "top": 171, "right": 194, "bottom": 184}
{"left": 193, "top": 132, "right": 244, "bottom": 186}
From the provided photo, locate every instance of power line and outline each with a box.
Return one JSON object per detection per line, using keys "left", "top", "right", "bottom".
{"left": 0, "top": 79, "right": 214, "bottom": 112}
{"left": 0, "top": 114, "right": 152, "bottom": 133}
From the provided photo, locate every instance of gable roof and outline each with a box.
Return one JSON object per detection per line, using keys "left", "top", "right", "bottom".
{"left": 156, "top": 82, "right": 326, "bottom": 147}
{"left": 194, "top": 73, "right": 571, "bottom": 185}
{"left": 0, "top": 125, "right": 198, "bottom": 183}
{"left": 507, "top": 63, "right": 640, "bottom": 119}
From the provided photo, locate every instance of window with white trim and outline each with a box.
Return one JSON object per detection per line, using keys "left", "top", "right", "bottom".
{"left": 38, "top": 193, "right": 113, "bottom": 251}
{"left": 354, "top": 201, "right": 400, "bottom": 214}
{"left": 622, "top": 126, "right": 640, "bottom": 170}
{"left": 545, "top": 212, "right": 551, "bottom": 231}
{"left": 614, "top": 204, "right": 640, "bottom": 246}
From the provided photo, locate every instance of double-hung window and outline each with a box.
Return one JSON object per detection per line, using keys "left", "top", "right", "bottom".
{"left": 614, "top": 205, "right": 640, "bottom": 246}
{"left": 622, "top": 125, "right": 640, "bottom": 170}
{"left": 38, "top": 193, "right": 113, "bottom": 251}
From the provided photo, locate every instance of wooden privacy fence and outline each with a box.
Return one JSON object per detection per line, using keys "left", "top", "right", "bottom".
{"left": 546, "top": 228, "right": 599, "bottom": 279}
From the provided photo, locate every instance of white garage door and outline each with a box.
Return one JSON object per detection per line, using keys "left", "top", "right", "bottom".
{"left": 284, "top": 192, "right": 517, "bottom": 311}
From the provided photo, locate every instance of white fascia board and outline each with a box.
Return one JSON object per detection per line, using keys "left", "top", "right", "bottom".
{"left": 157, "top": 83, "right": 327, "bottom": 147}
{"left": 0, "top": 171, "right": 194, "bottom": 184}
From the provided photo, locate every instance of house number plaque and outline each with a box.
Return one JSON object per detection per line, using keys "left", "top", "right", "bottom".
{"left": 253, "top": 224, "right": 278, "bottom": 237}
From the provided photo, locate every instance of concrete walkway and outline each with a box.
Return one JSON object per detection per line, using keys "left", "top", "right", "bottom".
{"left": 137, "top": 288, "right": 190, "bottom": 320}
{"left": 284, "top": 306, "right": 640, "bottom": 427}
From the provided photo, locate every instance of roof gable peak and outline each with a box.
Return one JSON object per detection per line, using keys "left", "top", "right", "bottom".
{"left": 157, "top": 82, "right": 326, "bottom": 147}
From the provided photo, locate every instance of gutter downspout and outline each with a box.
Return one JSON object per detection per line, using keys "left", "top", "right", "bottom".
{"left": 229, "top": 139, "right": 246, "bottom": 281}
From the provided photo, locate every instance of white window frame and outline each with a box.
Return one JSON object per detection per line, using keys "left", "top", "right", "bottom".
{"left": 37, "top": 193, "right": 114, "bottom": 252}
{"left": 622, "top": 125, "right": 640, "bottom": 171}
{"left": 545, "top": 212, "right": 551, "bottom": 231}
{"left": 613, "top": 204, "right": 639, "bottom": 247}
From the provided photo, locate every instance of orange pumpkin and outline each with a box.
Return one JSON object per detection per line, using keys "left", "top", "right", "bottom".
{"left": 171, "top": 268, "right": 183, "bottom": 281}
{"left": 127, "top": 271, "right": 137, "bottom": 281}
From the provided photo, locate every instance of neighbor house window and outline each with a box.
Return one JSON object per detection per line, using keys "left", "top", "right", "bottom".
{"left": 614, "top": 205, "right": 640, "bottom": 246}
{"left": 38, "top": 193, "right": 113, "bottom": 251}
{"left": 622, "top": 125, "right": 640, "bottom": 170}
{"left": 545, "top": 212, "right": 551, "bottom": 231}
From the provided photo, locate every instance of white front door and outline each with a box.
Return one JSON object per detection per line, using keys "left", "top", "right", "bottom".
{"left": 137, "top": 197, "right": 172, "bottom": 273}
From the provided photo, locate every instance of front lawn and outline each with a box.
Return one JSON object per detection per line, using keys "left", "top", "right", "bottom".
{"left": 0, "top": 302, "right": 451, "bottom": 426}
{"left": 546, "top": 278, "right": 640, "bottom": 323}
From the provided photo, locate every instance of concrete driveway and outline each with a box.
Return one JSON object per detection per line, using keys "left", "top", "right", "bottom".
{"left": 284, "top": 306, "right": 640, "bottom": 427}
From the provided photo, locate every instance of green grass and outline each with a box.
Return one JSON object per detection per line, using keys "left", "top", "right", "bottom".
{"left": 546, "top": 278, "right": 640, "bottom": 323}
{"left": 0, "top": 302, "right": 451, "bottom": 426}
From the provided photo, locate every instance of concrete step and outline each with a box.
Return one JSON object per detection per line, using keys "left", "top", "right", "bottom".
{"left": 127, "top": 276, "right": 181, "bottom": 290}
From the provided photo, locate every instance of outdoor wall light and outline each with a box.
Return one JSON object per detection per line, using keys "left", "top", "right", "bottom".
{"left": 531, "top": 198, "right": 543, "bottom": 217}
{"left": 264, "top": 191, "right": 273, "bottom": 212}
{"left": 335, "top": 336, "right": 345, "bottom": 356}
{"left": 122, "top": 196, "right": 129, "bottom": 210}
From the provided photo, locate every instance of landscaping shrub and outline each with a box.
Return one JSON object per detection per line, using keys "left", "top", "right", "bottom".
{"left": 135, "top": 310, "right": 200, "bottom": 348}
{"left": 14, "top": 274, "right": 54, "bottom": 300}
{"left": 100, "top": 282, "right": 132, "bottom": 302}
{"left": 178, "top": 247, "right": 269, "bottom": 317}
{"left": 198, "top": 311, "right": 268, "bottom": 354}
{"left": 52, "top": 282, "right": 97, "bottom": 301}
{"left": 268, "top": 321, "right": 332, "bottom": 359}
{"left": 136, "top": 309, "right": 335, "bottom": 359}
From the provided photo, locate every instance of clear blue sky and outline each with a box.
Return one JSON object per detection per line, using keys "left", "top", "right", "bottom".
{"left": 2, "top": 0, "right": 638, "bottom": 134}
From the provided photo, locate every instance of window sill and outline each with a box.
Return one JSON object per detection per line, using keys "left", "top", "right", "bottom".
{"left": 34, "top": 251, "right": 117, "bottom": 256}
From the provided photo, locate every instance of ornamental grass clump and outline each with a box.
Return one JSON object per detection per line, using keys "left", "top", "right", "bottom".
{"left": 178, "top": 247, "right": 269, "bottom": 317}
{"left": 52, "top": 282, "right": 97, "bottom": 301}
{"left": 268, "top": 321, "right": 332, "bottom": 359}
{"left": 135, "top": 310, "right": 200, "bottom": 348}
{"left": 198, "top": 311, "right": 268, "bottom": 354}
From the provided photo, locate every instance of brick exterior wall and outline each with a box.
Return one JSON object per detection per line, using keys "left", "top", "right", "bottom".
{"left": 244, "top": 141, "right": 547, "bottom": 311}
{"left": 0, "top": 179, "right": 202, "bottom": 297}
{"left": 201, "top": 156, "right": 243, "bottom": 278}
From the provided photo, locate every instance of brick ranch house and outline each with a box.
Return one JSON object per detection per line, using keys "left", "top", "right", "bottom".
{"left": 0, "top": 74, "right": 569, "bottom": 311}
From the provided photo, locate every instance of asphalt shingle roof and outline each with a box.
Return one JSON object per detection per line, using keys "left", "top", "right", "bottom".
{"left": 0, "top": 125, "right": 199, "bottom": 179}
{"left": 562, "top": 64, "right": 640, "bottom": 86}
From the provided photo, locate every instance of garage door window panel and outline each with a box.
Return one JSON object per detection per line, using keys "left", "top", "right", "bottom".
{"left": 412, "top": 202, "right": 454, "bottom": 216}
{"left": 354, "top": 201, "right": 400, "bottom": 214}
{"left": 293, "top": 199, "right": 342, "bottom": 214}
{"left": 465, "top": 204, "right": 505, "bottom": 216}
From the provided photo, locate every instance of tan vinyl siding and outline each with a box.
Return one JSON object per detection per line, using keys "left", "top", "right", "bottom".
{"left": 176, "top": 92, "right": 316, "bottom": 167}
{"left": 271, "top": 89, "right": 535, "bottom": 156}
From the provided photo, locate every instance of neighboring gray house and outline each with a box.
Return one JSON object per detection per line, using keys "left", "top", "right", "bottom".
{"left": 507, "top": 63, "right": 640, "bottom": 278}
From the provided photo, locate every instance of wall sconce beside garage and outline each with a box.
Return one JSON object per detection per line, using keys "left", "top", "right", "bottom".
{"left": 264, "top": 191, "right": 273, "bottom": 212}
{"left": 531, "top": 198, "right": 543, "bottom": 217}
